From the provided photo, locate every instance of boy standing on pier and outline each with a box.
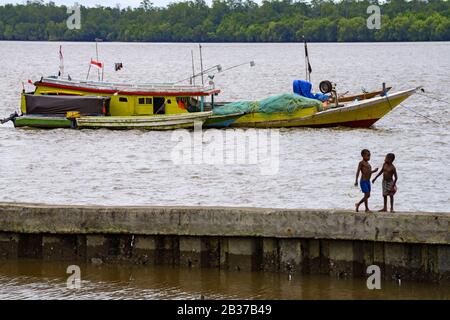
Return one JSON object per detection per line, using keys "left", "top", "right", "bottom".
{"left": 372, "top": 153, "right": 398, "bottom": 212}
{"left": 355, "top": 149, "right": 378, "bottom": 212}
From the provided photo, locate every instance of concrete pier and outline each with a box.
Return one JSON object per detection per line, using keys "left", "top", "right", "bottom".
{"left": 0, "top": 202, "right": 448, "bottom": 282}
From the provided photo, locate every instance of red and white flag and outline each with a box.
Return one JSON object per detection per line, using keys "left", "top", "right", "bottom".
{"left": 90, "top": 59, "right": 103, "bottom": 69}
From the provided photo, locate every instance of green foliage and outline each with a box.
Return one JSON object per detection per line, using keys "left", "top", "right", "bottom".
{"left": 0, "top": 0, "right": 449, "bottom": 42}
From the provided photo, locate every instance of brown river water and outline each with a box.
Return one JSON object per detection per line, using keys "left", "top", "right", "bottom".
{"left": 0, "top": 260, "right": 448, "bottom": 300}
{"left": 0, "top": 42, "right": 449, "bottom": 299}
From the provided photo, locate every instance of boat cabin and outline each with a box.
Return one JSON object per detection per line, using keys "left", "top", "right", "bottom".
{"left": 22, "top": 77, "right": 220, "bottom": 117}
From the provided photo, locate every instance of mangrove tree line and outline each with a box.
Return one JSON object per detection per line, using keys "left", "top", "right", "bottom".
{"left": 0, "top": 0, "right": 449, "bottom": 42}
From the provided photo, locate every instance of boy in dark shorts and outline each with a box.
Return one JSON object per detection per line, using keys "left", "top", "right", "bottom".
{"left": 355, "top": 149, "right": 378, "bottom": 212}
{"left": 372, "top": 153, "right": 398, "bottom": 212}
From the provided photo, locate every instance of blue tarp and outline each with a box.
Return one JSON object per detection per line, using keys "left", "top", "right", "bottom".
{"left": 293, "top": 80, "right": 329, "bottom": 102}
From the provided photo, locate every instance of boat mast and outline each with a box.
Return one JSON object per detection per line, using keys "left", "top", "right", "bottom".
{"left": 191, "top": 50, "right": 196, "bottom": 86}
{"left": 199, "top": 44, "right": 204, "bottom": 86}
{"left": 86, "top": 60, "right": 91, "bottom": 80}
{"left": 95, "top": 38, "right": 103, "bottom": 81}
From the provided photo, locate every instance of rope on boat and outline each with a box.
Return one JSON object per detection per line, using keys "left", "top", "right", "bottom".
{"left": 415, "top": 89, "right": 450, "bottom": 106}
{"left": 384, "top": 90, "right": 441, "bottom": 125}
{"left": 399, "top": 103, "right": 441, "bottom": 124}
{"left": 0, "top": 111, "right": 18, "bottom": 125}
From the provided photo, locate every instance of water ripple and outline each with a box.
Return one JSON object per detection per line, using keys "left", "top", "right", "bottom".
{"left": 0, "top": 43, "right": 449, "bottom": 213}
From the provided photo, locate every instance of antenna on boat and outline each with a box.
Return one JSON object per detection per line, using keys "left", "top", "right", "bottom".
{"left": 174, "top": 61, "right": 253, "bottom": 84}
{"left": 191, "top": 50, "right": 196, "bottom": 86}
{"left": 174, "top": 65, "right": 221, "bottom": 84}
{"left": 220, "top": 61, "right": 255, "bottom": 74}
{"left": 86, "top": 60, "right": 92, "bottom": 80}
{"left": 303, "top": 36, "right": 312, "bottom": 82}
{"left": 199, "top": 44, "right": 204, "bottom": 86}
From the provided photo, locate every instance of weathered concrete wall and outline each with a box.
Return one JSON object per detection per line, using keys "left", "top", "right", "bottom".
{"left": 0, "top": 203, "right": 448, "bottom": 282}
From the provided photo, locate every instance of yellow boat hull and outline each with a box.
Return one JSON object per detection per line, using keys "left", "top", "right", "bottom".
{"left": 231, "top": 89, "right": 416, "bottom": 128}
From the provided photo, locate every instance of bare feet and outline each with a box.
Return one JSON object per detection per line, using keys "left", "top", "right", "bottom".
{"left": 355, "top": 203, "right": 359, "bottom": 212}
{"left": 365, "top": 209, "right": 372, "bottom": 213}
{"left": 390, "top": 209, "right": 395, "bottom": 213}
{"left": 378, "top": 208, "right": 387, "bottom": 212}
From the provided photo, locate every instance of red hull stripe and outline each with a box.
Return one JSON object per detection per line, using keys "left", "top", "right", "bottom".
{"left": 37, "top": 81, "right": 220, "bottom": 97}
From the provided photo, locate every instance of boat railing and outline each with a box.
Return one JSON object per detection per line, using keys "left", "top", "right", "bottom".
{"left": 42, "top": 77, "right": 216, "bottom": 93}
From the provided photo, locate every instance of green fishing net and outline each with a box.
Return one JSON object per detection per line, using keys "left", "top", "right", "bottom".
{"left": 213, "top": 93, "right": 323, "bottom": 115}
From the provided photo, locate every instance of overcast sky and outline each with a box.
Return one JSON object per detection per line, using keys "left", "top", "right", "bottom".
{"left": 0, "top": 0, "right": 222, "bottom": 8}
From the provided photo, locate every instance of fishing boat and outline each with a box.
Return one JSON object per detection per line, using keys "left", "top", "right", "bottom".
{"left": 222, "top": 87, "right": 418, "bottom": 128}
{"left": 8, "top": 77, "right": 243, "bottom": 130}
{"left": 209, "top": 76, "right": 418, "bottom": 129}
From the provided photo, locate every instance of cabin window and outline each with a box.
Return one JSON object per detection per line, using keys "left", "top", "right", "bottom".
{"left": 138, "top": 97, "right": 152, "bottom": 105}
{"left": 119, "top": 97, "right": 128, "bottom": 102}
